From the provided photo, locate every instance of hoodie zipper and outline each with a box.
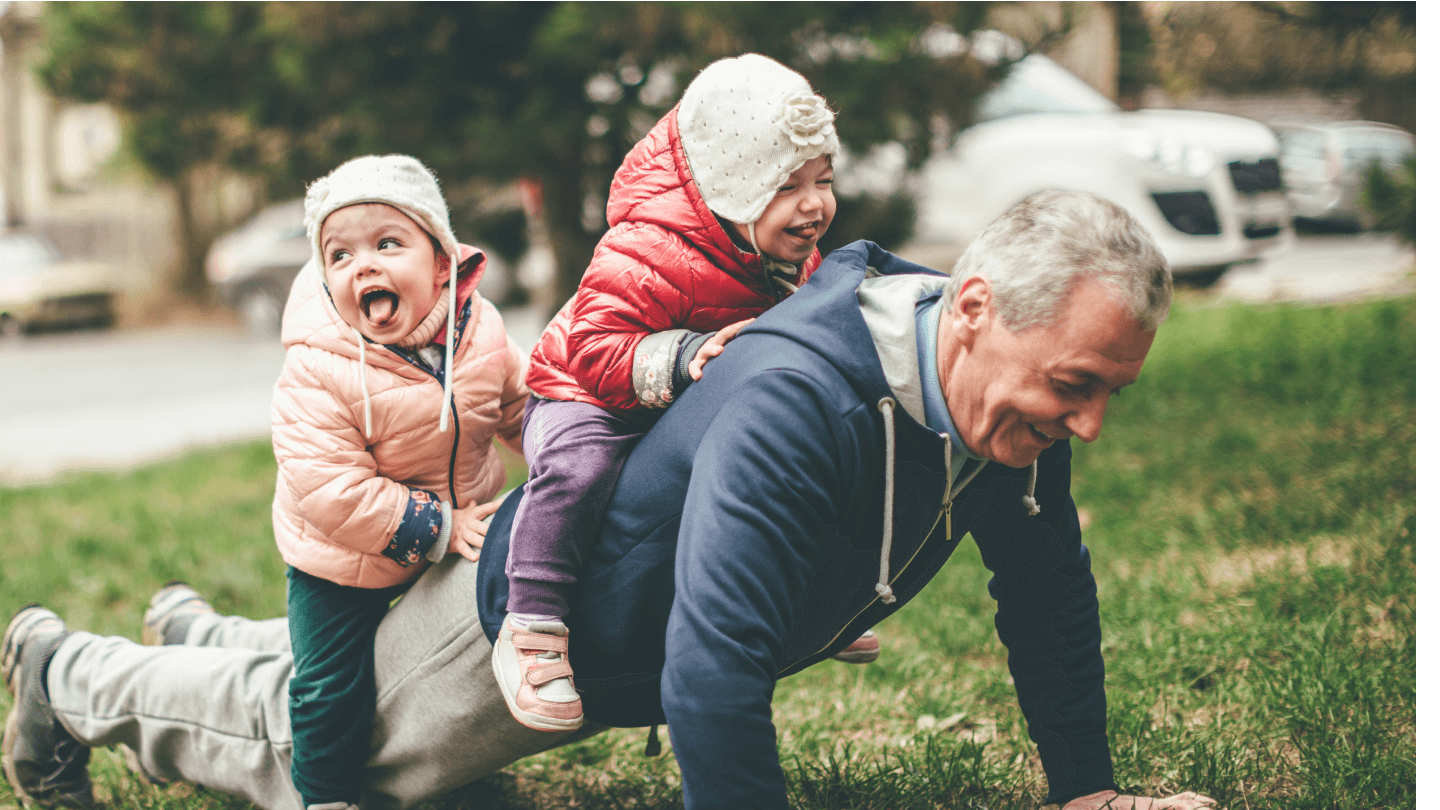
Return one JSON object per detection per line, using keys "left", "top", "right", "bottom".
{"left": 382, "top": 343, "right": 462, "bottom": 505}
{"left": 777, "top": 432, "right": 980, "bottom": 677}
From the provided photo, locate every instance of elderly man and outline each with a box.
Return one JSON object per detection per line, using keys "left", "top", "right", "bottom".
{"left": 4, "top": 191, "right": 1215, "bottom": 810}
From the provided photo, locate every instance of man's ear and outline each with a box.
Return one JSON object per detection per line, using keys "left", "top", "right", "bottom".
{"left": 952, "top": 275, "right": 994, "bottom": 338}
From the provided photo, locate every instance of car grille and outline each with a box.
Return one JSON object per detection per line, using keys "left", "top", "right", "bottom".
{"left": 1228, "top": 158, "right": 1282, "bottom": 193}
{"left": 39, "top": 293, "right": 112, "bottom": 321}
{"left": 1151, "top": 192, "right": 1220, "bottom": 236}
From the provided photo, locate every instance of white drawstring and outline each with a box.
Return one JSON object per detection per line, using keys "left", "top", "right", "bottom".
{"left": 875, "top": 398, "right": 897, "bottom": 604}
{"left": 1022, "top": 461, "right": 1041, "bottom": 515}
{"left": 874, "top": 406, "right": 1005, "bottom": 608}
{"left": 438, "top": 251, "right": 457, "bottom": 432}
{"left": 354, "top": 326, "right": 372, "bottom": 439}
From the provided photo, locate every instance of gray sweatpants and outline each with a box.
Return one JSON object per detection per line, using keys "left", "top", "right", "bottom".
{"left": 45, "top": 556, "right": 601, "bottom": 810}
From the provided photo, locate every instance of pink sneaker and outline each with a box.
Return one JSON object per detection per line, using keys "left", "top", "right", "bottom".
{"left": 492, "top": 617, "right": 584, "bottom": 731}
{"left": 832, "top": 629, "right": 881, "bottom": 664}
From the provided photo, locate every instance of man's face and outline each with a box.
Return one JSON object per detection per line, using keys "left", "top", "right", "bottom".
{"left": 937, "top": 277, "right": 1156, "bottom": 468}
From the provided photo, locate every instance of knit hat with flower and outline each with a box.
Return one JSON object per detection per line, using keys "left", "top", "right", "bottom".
{"left": 678, "top": 53, "right": 840, "bottom": 227}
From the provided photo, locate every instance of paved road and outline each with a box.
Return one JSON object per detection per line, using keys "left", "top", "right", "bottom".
{"left": 0, "top": 233, "right": 1413, "bottom": 485}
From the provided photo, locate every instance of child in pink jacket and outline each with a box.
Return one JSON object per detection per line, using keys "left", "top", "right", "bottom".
{"left": 271, "top": 154, "right": 528, "bottom": 810}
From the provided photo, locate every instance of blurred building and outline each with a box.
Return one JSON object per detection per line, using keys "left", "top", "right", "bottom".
{"left": 990, "top": 1, "right": 1121, "bottom": 100}
{"left": 0, "top": 0, "right": 257, "bottom": 319}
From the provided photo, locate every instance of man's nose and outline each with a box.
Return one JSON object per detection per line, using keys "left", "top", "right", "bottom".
{"left": 1065, "top": 395, "right": 1108, "bottom": 443}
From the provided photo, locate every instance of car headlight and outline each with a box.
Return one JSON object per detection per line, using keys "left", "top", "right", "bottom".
{"left": 1181, "top": 145, "right": 1216, "bottom": 178}
{"left": 1120, "top": 131, "right": 1216, "bottom": 178}
{"left": 0, "top": 275, "right": 38, "bottom": 301}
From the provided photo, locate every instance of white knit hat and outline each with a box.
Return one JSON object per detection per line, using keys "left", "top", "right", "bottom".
{"left": 303, "top": 154, "right": 459, "bottom": 273}
{"left": 678, "top": 54, "right": 840, "bottom": 226}
{"left": 303, "top": 154, "right": 464, "bottom": 434}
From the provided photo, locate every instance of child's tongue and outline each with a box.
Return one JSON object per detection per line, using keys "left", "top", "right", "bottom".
{"left": 364, "top": 292, "right": 397, "bottom": 324}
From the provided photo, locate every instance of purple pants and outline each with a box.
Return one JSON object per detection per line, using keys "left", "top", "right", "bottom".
{"left": 505, "top": 397, "right": 655, "bottom": 618}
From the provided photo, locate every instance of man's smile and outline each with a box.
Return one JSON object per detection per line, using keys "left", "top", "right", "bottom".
{"left": 1028, "top": 423, "right": 1060, "bottom": 446}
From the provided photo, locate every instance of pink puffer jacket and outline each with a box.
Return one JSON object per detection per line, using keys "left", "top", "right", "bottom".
{"left": 272, "top": 249, "right": 528, "bottom": 589}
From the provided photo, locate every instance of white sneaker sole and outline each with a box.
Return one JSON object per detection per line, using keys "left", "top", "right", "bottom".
{"left": 491, "top": 630, "right": 584, "bottom": 733}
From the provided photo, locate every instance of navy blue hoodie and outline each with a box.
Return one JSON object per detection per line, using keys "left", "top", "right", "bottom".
{"left": 477, "top": 241, "right": 1117, "bottom": 807}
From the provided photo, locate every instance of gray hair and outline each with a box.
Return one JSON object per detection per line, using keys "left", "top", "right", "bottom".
{"left": 941, "top": 190, "right": 1173, "bottom": 332}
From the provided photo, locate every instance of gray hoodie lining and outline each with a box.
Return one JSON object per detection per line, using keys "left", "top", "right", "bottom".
{"left": 855, "top": 272, "right": 944, "bottom": 425}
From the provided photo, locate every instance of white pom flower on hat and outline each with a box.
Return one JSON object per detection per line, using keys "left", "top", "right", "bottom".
{"left": 776, "top": 90, "right": 836, "bottom": 147}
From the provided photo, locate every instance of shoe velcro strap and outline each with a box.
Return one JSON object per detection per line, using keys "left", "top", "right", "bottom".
{"left": 513, "top": 632, "right": 568, "bottom": 654}
{"left": 525, "top": 661, "right": 575, "bottom": 686}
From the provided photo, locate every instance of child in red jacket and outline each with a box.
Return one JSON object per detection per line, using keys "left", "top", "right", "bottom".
{"left": 495, "top": 54, "right": 876, "bottom": 732}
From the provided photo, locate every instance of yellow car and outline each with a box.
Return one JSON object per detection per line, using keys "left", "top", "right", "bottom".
{"left": 0, "top": 233, "right": 119, "bottom": 336}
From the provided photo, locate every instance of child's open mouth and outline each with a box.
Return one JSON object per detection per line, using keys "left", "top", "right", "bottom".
{"left": 361, "top": 287, "right": 400, "bottom": 326}
{"left": 785, "top": 221, "right": 821, "bottom": 240}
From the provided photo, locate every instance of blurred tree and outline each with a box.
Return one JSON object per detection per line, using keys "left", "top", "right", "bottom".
{"left": 1114, "top": 1, "right": 1154, "bottom": 109}
{"left": 1148, "top": 2, "right": 1415, "bottom": 131}
{"left": 39, "top": 2, "right": 1010, "bottom": 308}
{"left": 1361, "top": 156, "right": 1415, "bottom": 245}
{"left": 39, "top": 2, "right": 277, "bottom": 295}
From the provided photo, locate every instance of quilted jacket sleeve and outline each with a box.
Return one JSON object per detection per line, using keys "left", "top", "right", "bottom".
{"left": 565, "top": 224, "right": 694, "bottom": 411}
{"left": 272, "top": 348, "right": 415, "bottom": 558}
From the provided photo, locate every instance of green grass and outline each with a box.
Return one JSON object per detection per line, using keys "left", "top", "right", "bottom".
{"left": 0, "top": 297, "right": 1415, "bottom": 810}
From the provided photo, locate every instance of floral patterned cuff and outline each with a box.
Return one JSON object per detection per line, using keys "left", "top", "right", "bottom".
{"left": 426, "top": 502, "right": 453, "bottom": 563}
{"left": 383, "top": 487, "right": 445, "bottom": 568}
{"left": 632, "top": 329, "right": 690, "bottom": 409}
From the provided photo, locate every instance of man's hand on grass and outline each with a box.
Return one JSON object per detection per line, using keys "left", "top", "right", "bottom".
{"left": 1057, "top": 790, "right": 1220, "bottom": 810}
{"left": 688, "top": 318, "right": 754, "bottom": 381}
{"left": 448, "top": 496, "right": 504, "bottom": 562}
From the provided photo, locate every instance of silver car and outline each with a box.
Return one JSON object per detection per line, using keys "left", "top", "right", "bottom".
{"left": 1273, "top": 120, "right": 1415, "bottom": 230}
{"left": 205, "top": 199, "right": 311, "bottom": 335}
{"left": 0, "top": 232, "right": 119, "bottom": 336}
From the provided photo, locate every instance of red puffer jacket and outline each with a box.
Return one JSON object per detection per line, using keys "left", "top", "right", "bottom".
{"left": 527, "top": 107, "right": 823, "bottom": 412}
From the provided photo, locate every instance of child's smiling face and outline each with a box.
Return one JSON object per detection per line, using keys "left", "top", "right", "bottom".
{"left": 749, "top": 155, "right": 836, "bottom": 264}
{"left": 321, "top": 203, "right": 447, "bottom": 344}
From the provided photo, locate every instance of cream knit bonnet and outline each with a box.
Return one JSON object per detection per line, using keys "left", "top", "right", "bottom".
{"left": 303, "top": 154, "right": 463, "bottom": 434}
{"left": 678, "top": 54, "right": 840, "bottom": 227}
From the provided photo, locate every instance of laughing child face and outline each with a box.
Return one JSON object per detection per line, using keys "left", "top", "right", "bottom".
{"left": 320, "top": 203, "right": 448, "bottom": 344}
{"left": 747, "top": 155, "right": 836, "bottom": 264}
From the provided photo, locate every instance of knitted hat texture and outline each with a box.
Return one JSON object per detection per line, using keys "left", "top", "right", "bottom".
{"left": 304, "top": 154, "right": 459, "bottom": 275}
{"left": 678, "top": 54, "right": 840, "bottom": 225}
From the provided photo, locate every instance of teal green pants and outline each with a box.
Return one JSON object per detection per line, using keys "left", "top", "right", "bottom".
{"left": 286, "top": 567, "right": 409, "bottom": 807}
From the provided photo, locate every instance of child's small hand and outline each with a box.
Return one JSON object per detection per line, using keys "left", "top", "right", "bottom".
{"left": 689, "top": 318, "right": 755, "bottom": 381}
{"left": 449, "top": 497, "right": 504, "bottom": 562}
